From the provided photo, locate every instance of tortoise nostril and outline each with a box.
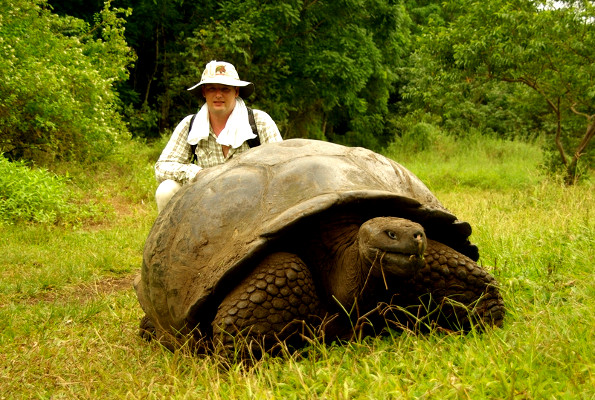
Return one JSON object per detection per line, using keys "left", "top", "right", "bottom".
{"left": 414, "top": 232, "right": 426, "bottom": 255}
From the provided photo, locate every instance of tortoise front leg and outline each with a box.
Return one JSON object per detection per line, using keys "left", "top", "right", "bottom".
{"left": 393, "top": 240, "right": 505, "bottom": 331}
{"left": 212, "top": 252, "right": 321, "bottom": 356}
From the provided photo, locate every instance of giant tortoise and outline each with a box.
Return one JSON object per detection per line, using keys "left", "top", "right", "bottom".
{"left": 135, "top": 139, "right": 504, "bottom": 354}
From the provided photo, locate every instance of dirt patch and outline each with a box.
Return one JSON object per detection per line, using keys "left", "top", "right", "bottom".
{"left": 78, "top": 275, "right": 136, "bottom": 299}
{"left": 25, "top": 274, "right": 137, "bottom": 305}
{"left": 82, "top": 197, "right": 155, "bottom": 231}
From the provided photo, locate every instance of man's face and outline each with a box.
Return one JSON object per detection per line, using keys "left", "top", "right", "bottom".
{"left": 202, "top": 84, "right": 239, "bottom": 117}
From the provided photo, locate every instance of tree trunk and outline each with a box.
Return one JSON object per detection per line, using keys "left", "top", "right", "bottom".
{"left": 565, "top": 108, "right": 595, "bottom": 185}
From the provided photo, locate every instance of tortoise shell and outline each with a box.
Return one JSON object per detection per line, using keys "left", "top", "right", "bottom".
{"left": 135, "top": 139, "right": 478, "bottom": 336}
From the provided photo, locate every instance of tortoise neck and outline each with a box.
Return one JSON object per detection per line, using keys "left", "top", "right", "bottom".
{"left": 312, "top": 219, "right": 373, "bottom": 311}
{"left": 297, "top": 212, "right": 376, "bottom": 310}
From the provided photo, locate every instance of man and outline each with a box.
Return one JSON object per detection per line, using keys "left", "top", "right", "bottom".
{"left": 154, "top": 60, "right": 283, "bottom": 212}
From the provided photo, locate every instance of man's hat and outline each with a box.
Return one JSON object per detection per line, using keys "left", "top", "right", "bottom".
{"left": 187, "top": 60, "right": 255, "bottom": 98}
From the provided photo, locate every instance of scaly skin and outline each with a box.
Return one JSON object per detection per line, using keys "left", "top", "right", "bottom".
{"left": 210, "top": 241, "right": 504, "bottom": 351}
{"left": 402, "top": 239, "right": 505, "bottom": 330}
{"left": 211, "top": 252, "right": 321, "bottom": 355}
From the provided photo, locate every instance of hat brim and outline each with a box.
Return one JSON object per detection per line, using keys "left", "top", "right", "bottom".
{"left": 188, "top": 77, "right": 255, "bottom": 98}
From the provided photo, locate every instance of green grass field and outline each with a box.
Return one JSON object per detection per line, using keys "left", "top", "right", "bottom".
{"left": 1, "top": 137, "right": 593, "bottom": 399}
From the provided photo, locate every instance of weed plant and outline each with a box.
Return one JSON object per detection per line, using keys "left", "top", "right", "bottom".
{"left": 0, "top": 136, "right": 593, "bottom": 399}
{"left": 0, "top": 155, "right": 101, "bottom": 225}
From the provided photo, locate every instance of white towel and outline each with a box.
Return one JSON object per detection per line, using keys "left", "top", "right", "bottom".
{"left": 186, "top": 97, "right": 256, "bottom": 149}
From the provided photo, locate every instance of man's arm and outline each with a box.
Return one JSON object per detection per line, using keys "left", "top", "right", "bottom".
{"left": 253, "top": 110, "right": 283, "bottom": 143}
{"left": 154, "top": 115, "right": 203, "bottom": 184}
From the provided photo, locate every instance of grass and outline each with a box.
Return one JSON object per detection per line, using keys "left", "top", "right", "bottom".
{"left": 0, "top": 136, "right": 593, "bottom": 399}
{"left": 384, "top": 132, "right": 546, "bottom": 191}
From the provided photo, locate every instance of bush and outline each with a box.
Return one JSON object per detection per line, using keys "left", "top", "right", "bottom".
{"left": 0, "top": 0, "right": 134, "bottom": 164}
{"left": 0, "top": 155, "right": 71, "bottom": 224}
{"left": 0, "top": 155, "right": 105, "bottom": 225}
{"left": 400, "top": 122, "right": 443, "bottom": 152}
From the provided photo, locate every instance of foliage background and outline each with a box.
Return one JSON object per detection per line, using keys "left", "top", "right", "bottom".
{"left": 0, "top": 0, "right": 134, "bottom": 164}
{"left": 1, "top": 0, "right": 593, "bottom": 172}
{"left": 0, "top": 0, "right": 591, "bottom": 229}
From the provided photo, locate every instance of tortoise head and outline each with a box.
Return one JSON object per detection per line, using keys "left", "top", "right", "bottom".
{"left": 358, "top": 217, "right": 427, "bottom": 278}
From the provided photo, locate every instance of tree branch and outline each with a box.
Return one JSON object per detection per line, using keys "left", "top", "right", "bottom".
{"left": 570, "top": 104, "right": 595, "bottom": 161}
{"left": 553, "top": 97, "right": 568, "bottom": 166}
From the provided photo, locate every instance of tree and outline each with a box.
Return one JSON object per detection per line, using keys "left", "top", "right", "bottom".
{"left": 108, "top": 0, "right": 410, "bottom": 150}
{"left": 196, "top": 0, "right": 413, "bottom": 149}
{"left": 35, "top": 0, "right": 415, "bottom": 149}
{"left": 0, "top": 0, "right": 135, "bottom": 164}
{"left": 413, "top": 0, "right": 594, "bottom": 183}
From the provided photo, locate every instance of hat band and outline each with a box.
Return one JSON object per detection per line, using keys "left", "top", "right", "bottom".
{"left": 188, "top": 77, "right": 252, "bottom": 91}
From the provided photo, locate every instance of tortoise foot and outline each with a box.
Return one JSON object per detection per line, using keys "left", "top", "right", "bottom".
{"left": 212, "top": 252, "right": 320, "bottom": 356}
{"left": 139, "top": 314, "right": 156, "bottom": 341}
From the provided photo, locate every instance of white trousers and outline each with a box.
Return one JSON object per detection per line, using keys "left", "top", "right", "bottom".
{"left": 155, "top": 179, "right": 182, "bottom": 213}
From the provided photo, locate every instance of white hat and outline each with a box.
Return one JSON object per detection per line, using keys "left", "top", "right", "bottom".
{"left": 187, "top": 60, "right": 255, "bottom": 98}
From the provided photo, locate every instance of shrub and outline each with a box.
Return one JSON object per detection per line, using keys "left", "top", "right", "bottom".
{"left": 0, "top": 0, "right": 134, "bottom": 164}
{"left": 0, "top": 155, "right": 72, "bottom": 224}
{"left": 0, "top": 155, "right": 105, "bottom": 225}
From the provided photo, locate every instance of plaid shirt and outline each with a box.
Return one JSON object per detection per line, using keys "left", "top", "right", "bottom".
{"left": 155, "top": 109, "right": 282, "bottom": 184}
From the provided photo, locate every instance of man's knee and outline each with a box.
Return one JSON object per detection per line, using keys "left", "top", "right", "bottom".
{"left": 155, "top": 179, "right": 182, "bottom": 212}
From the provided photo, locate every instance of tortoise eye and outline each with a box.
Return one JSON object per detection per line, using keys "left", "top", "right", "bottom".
{"left": 387, "top": 231, "right": 397, "bottom": 239}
